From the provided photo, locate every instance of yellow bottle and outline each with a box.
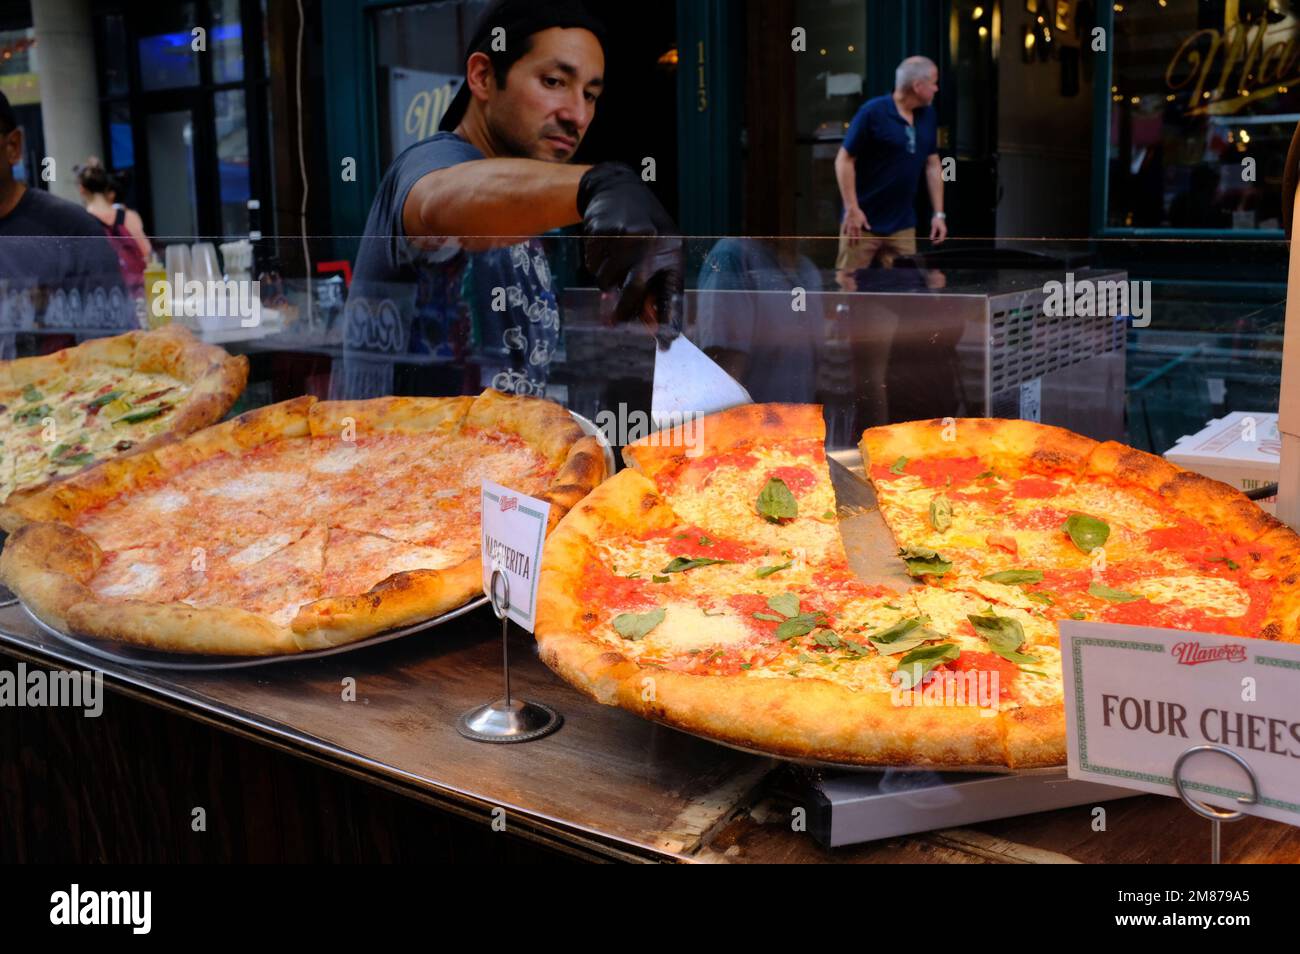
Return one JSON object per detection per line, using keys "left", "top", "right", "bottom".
{"left": 143, "top": 253, "right": 169, "bottom": 328}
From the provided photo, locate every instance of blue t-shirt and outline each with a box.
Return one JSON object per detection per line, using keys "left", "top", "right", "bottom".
{"left": 842, "top": 94, "right": 937, "bottom": 235}
{"left": 339, "top": 132, "right": 560, "bottom": 399}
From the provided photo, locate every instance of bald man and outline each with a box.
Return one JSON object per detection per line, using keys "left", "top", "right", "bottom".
{"left": 834, "top": 55, "right": 946, "bottom": 277}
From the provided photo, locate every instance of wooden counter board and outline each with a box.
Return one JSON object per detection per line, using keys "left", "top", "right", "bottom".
{"left": 2, "top": 598, "right": 1298, "bottom": 863}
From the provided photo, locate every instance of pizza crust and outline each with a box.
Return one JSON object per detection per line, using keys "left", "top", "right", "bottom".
{"left": 0, "top": 389, "right": 605, "bottom": 656}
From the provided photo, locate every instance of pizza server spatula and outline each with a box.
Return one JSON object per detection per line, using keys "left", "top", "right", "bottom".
{"left": 644, "top": 271, "right": 752, "bottom": 421}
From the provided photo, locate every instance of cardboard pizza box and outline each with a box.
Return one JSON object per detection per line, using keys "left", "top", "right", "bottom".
{"left": 1164, "top": 411, "right": 1280, "bottom": 514}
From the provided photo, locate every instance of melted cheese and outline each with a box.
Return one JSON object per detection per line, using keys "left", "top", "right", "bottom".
{"left": 97, "top": 562, "right": 162, "bottom": 598}
{"left": 1133, "top": 575, "right": 1250, "bottom": 617}
{"left": 641, "top": 602, "right": 754, "bottom": 655}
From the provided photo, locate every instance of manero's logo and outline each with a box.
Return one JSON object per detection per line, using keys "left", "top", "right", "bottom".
{"left": 1171, "top": 641, "right": 1248, "bottom": 665}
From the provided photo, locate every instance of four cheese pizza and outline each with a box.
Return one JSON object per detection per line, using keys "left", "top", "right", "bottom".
{"left": 535, "top": 407, "right": 1300, "bottom": 769}
{"left": 0, "top": 389, "right": 604, "bottom": 655}
{"left": 0, "top": 325, "right": 247, "bottom": 516}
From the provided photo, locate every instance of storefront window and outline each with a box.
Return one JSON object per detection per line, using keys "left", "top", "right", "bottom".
{"left": 213, "top": 0, "right": 244, "bottom": 84}
{"left": 1107, "top": 0, "right": 1299, "bottom": 231}
{"left": 137, "top": 2, "right": 202, "bottom": 92}
{"left": 372, "top": 0, "right": 489, "bottom": 168}
{"left": 793, "top": 0, "right": 869, "bottom": 238}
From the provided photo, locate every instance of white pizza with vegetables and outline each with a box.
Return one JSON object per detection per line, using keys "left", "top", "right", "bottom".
{"left": 0, "top": 326, "right": 247, "bottom": 519}
{"left": 534, "top": 407, "right": 1300, "bottom": 769}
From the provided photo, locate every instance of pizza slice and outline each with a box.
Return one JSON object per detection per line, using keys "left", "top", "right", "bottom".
{"left": 622, "top": 404, "right": 846, "bottom": 568}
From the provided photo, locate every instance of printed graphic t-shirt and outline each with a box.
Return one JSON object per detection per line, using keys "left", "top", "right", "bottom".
{"left": 339, "top": 132, "right": 560, "bottom": 399}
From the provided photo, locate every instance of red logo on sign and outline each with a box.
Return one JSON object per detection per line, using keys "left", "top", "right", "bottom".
{"left": 500, "top": 496, "right": 518, "bottom": 513}
{"left": 1172, "top": 641, "right": 1247, "bottom": 665}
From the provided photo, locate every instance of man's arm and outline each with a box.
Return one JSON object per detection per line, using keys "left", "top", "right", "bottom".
{"left": 835, "top": 148, "right": 869, "bottom": 240}
{"left": 925, "top": 153, "right": 947, "bottom": 243}
{"left": 403, "top": 159, "right": 589, "bottom": 244}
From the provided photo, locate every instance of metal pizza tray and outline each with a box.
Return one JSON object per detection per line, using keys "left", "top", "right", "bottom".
{"left": 20, "top": 595, "right": 491, "bottom": 672}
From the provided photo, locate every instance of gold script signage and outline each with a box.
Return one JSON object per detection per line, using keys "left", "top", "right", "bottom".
{"left": 1166, "top": 11, "right": 1300, "bottom": 116}
{"left": 404, "top": 80, "right": 461, "bottom": 140}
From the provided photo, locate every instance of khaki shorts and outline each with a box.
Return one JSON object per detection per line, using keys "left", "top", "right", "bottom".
{"left": 835, "top": 226, "right": 917, "bottom": 271}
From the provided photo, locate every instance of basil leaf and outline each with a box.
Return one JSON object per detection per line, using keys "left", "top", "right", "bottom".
{"left": 981, "top": 569, "right": 1044, "bottom": 585}
{"left": 1026, "top": 590, "right": 1055, "bottom": 605}
{"left": 613, "top": 608, "right": 666, "bottom": 640}
{"left": 813, "top": 631, "right": 842, "bottom": 649}
{"left": 752, "top": 612, "right": 785, "bottom": 622}
{"left": 55, "top": 453, "right": 94, "bottom": 468}
{"left": 899, "top": 546, "right": 952, "bottom": 578}
{"left": 1064, "top": 513, "right": 1110, "bottom": 553}
{"left": 871, "top": 633, "right": 926, "bottom": 656}
{"left": 698, "top": 535, "right": 713, "bottom": 546}
{"left": 1209, "top": 556, "right": 1240, "bottom": 571}
{"left": 13, "top": 403, "right": 51, "bottom": 424}
{"left": 766, "top": 593, "right": 800, "bottom": 619}
{"left": 975, "top": 469, "right": 996, "bottom": 480}
{"left": 660, "top": 556, "right": 730, "bottom": 574}
{"left": 998, "top": 649, "right": 1041, "bottom": 664}
{"left": 87, "top": 389, "right": 122, "bottom": 408}
{"left": 755, "top": 560, "right": 792, "bottom": 579}
{"left": 22, "top": 384, "right": 42, "bottom": 403}
{"left": 756, "top": 477, "right": 798, "bottom": 522}
{"left": 114, "top": 405, "right": 169, "bottom": 425}
{"left": 1088, "top": 582, "right": 1141, "bottom": 603}
{"left": 651, "top": 575, "right": 670, "bottom": 583}
{"left": 967, "top": 614, "right": 1026, "bottom": 655}
{"left": 868, "top": 617, "right": 922, "bottom": 644}
{"left": 929, "top": 494, "right": 953, "bottom": 532}
{"left": 775, "top": 614, "right": 821, "bottom": 641}
{"left": 890, "top": 456, "right": 909, "bottom": 475}
{"left": 896, "top": 643, "right": 960, "bottom": 689}
{"left": 822, "top": 510, "right": 836, "bottom": 520}
{"left": 840, "top": 636, "right": 871, "bottom": 656}
{"left": 1070, "top": 611, "right": 1088, "bottom": 620}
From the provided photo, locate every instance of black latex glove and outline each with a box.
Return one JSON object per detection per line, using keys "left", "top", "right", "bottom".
{"left": 577, "top": 162, "right": 683, "bottom": 350}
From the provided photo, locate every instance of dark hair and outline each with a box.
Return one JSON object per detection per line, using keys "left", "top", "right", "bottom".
{"left": 0, "top": 91, "right": 17, "bottom": 135}
{"left": 484, "top": 1, "right": 607, "bottom": 88}
{"left": 438, "top": 0, "right": 606, "bottom": 132}
{"left": 75, "top": 158, "right": 117, "bottom": 196}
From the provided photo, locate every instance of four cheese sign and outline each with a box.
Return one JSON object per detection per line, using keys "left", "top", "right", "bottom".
{"left": 480, "top": 480, "right": 551, "bottom": 632}
{"left": 1061, "top": 621, "right": 1300, "bottom": 826}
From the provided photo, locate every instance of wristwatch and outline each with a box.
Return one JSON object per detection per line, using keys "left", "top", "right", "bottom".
{"left": 932, "top": 212, "right": 946, "bottom": 220}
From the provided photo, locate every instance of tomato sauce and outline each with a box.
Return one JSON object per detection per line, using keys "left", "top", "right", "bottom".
{"left": 767, "top": 465, "right": 817, "bottom": 495}
{"left": 1011, "top": 477, "right": 1061, "bottom": 499}
{"left": 1009, "top": 506, "right": 1074, "bottom": 531}
{"left": 645, "top": 525, "right": 754, "bottom": 562}
{"left": 578, "top": 561, "right": 659, "bottom": 611}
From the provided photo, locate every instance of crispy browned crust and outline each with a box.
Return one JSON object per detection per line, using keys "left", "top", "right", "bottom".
{"left": 535, "top": 466, "right": 1028, "bottom": 769}
{"left": 1, "top": 389, "right": 604, "bottom": 655}
{"left": 622, "top": 403, "right": 826, "bottom": 481}
{"left": 0, "top": 326, "right": 247, "bottom": 518}
{"left": 859, "top": 417, "right": 1099, "bottom": 476}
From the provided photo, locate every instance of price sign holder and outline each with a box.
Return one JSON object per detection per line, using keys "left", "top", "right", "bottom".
{"left": 1171, "top": 744, "right": 1260, "bottom": 864}
{"left": 456, "top": 568, "right": 561, "bottom": 744}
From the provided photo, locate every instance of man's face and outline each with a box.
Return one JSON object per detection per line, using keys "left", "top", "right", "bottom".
{"left": 914, "top": 67, "right": 939, "bottom": 106}
{"left": 0, "top": 126, "right": 20, "bottom": 185}
{"left": 483, "top": 27, "right": 604, "bottom": 162}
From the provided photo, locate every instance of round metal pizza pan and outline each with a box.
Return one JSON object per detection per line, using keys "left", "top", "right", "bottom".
{"left": 674, "top": 728, "right": 1061, "bottom": 776}
{"left": 20, "top": 596, "right": 490, "bottom": 671}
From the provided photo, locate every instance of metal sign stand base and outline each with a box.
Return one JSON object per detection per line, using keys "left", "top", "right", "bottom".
{"left": 457, "top": 568, "right": 561, "bottom": 744}
{"left": 1172, "top": 744, "right": 1260, "bottom": 864}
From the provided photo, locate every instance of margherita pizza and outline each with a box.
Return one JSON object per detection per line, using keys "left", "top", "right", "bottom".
{"left": 0, "top": 325, "right": 247, "bottom": 516}
{"left": 0, "top": 389, "right": 604, "bottom": 655}
{"left": 535, "top": 407, "right": 1300, "bottom": 769}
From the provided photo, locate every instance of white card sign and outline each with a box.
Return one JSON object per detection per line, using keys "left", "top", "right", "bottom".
{"left": 1061, "top": 621, "right": 1300, "bottom": 826}
{"left": 480, "top": 480, "right": 551, "bottom": 633}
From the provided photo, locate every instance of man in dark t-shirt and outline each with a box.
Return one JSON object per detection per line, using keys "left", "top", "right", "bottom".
{"left": 341, "top": 0, "right": 681, "bottom": 400}
{"left": 834, "top": 56, "right": 947, "bottom": 281}
{"left": 0, "top": 92, "right": 130, "bottom": 342}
